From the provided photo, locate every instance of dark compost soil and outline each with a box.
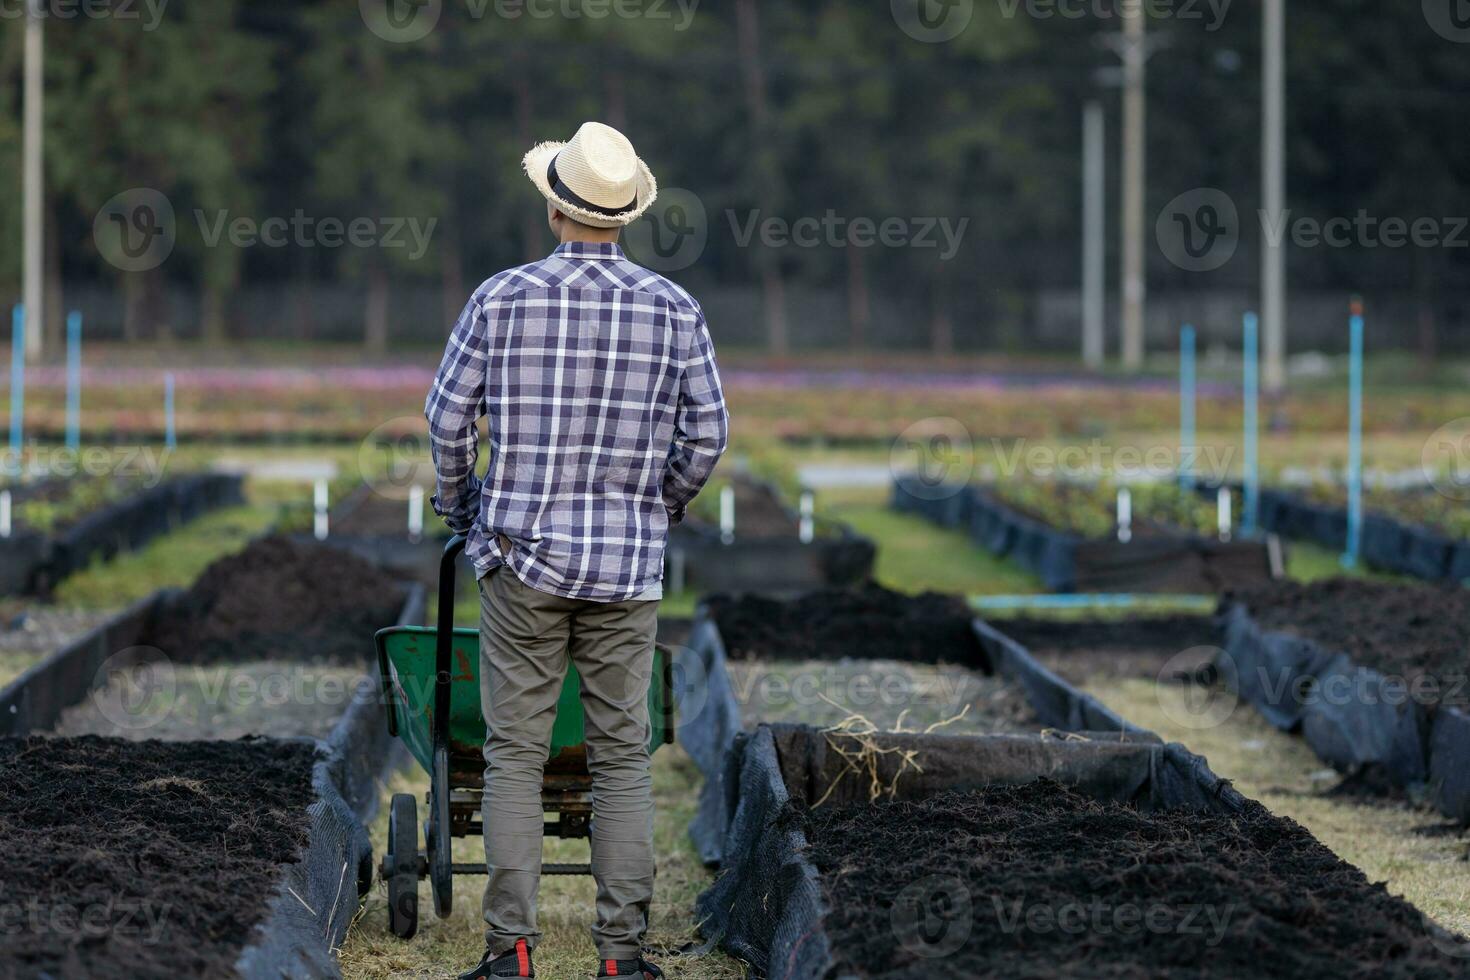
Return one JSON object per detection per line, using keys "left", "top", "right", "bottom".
{"left": 1227, "top": 578, "right": 1470, "bottom": 698}
{"left": 146, "top": 535, "right": 407, "bottom": 664}
{"left": 706, "top": 583, "right": 986, "bottom": 669}
{"left": 0, "top": 735, "right": 316, "bottom": 979}
{"left": 803, "top": 779, "right": 1466, "bottom": 979}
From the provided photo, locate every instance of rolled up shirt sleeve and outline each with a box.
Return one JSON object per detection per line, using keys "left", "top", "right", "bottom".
{"left": 425, "top": 294, "right": 487, "bottom": 534}
{"left": 663, "top": 311, "right": 729, "bottom": 524}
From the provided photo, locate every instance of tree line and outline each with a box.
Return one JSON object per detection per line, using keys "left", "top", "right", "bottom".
{"left": 0, "top": 0, "right": 1466, "bottom": 354}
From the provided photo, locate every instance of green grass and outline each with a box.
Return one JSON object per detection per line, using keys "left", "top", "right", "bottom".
{"left": 1283, "top": 540, "right": 1412, "bottom": 584}
{"left": 340, "top": 744, "right": 743, "bottom": 980}
{"left": 820, "top": 486, "right": 1043, "bottom": 596}
{"left": 53, "top": 503, "right": 280, "bottom": 609}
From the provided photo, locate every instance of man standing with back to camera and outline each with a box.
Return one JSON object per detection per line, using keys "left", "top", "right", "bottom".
{"left": 426, "top": 121, "right": 728, "bottom": 980}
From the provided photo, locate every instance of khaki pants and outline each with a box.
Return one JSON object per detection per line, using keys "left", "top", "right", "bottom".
{"left": 478, "top": 566, "right": 659, "bottom": 960}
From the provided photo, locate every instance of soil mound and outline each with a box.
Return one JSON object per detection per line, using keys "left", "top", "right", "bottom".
{"left": 148, "top": 535, "right": 406, "bottom": 664}
{"left": 1227, "top": 578, "right": 1470, "bottom": 695}
{"left": 706, "top": 583, "right": 985, "bottom": 668}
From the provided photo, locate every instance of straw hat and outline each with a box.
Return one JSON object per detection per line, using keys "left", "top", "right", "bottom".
{"left": 522, "top": 122, "right": 658, "bottom": 229}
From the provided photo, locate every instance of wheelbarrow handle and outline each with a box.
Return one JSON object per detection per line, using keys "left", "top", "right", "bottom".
{"left": 434, "top": 535, "right": 468, "bottom": 751}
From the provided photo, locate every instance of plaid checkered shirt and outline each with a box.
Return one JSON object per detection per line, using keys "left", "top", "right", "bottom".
{"left": 425, "top": 241, "right": 728, "bottom": 601}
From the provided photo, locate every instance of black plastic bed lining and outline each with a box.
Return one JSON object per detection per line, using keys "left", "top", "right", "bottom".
{"left": 892, "top": 479, "right": 1275, "bottom": 593}
{"left": 1220, "top": 602, "right": 1470, "bottom": 823}
{"left": 677, "top": 601, "right": 1222, "bottom": 864}
{"left": 695, "top": 724, "right": 1248, "bottom": 980}
{"left": 1252, "top": 486, "right": 1469, "bottom": 582}
{"left": 0, "top": 472, "right": 245, "bottom": 596}
{"left": 0, "top": 581, "right": 426, "bottom": 978}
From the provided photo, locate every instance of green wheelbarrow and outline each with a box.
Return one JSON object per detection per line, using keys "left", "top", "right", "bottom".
{"left": 373, "top": 535, "right": 676, "bottom": 939}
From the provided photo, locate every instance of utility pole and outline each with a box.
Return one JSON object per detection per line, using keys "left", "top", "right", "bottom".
{"left": 23, "top": 0, "right": 45, "bottom": 361}
{"left": 1119, "top": 4, "right": 1146, "bottom": 371}
{"left": 1261, "top": 0, "right": 1286, "bottom": 393}
{"left": 1082, "top": 101, "right": 1105, "bottom": 369}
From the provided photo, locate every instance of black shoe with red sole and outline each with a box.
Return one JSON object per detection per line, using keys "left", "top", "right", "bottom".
{"left": 597, "top": 955, "right": 664, "bottom": 979}
{"left": 460, "top": 938, "right": 534, "bottom": 978}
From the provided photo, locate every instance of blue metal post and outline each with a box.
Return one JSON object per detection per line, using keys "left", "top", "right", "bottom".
{"left": 8, "top": 305, "right": 23, "bottom": 469}
{"left": 1242, "top": 312, "right": 1260, "bottom": 535}
{"left": 66, "top": 311, "right": 82, "bottom": 452}
{"left": 164, "top": 372, "right": 177, "bottom": 452}
{"left": 1179, "top": 324, "right": 1196, "bottom": 490}
{"left": 1343, "top": 300, "right": 1364, "bottom": 568}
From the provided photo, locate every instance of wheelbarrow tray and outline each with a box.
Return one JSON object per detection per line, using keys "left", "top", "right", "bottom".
{"left": 375, "top": 625, "right": 674, "bottom": 781}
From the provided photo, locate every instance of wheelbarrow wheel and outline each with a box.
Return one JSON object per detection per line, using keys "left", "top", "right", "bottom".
{"left": 386, "top": 793, "right": 420, "bottom": 939}
{"left": 428, "top": 743, "right": 454, "bottom": 919}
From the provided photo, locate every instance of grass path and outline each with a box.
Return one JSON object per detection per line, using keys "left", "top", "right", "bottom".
{"left": 340, "top": 746, "right": 744, "bottom": 980}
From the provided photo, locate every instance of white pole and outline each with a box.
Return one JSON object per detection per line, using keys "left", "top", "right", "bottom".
{"left": 313, "top": 479, "right": 329, "bottom": 541}
{"left": 1262, "top": 0, "right": 1286, "bottom": 394}
{"left": 1119, "top": 4, "right": 1146, "bottom": 371}
{"left": 719, "top": 484, "right": 735, "bottom": 545}
{"left": 1082, "top": 101, "right": 1106, "bottom": 370}
{"left": 0, "top": 490, "right": 10, "bottom": 538}
{"left": 1217, "top": 486, "right": 1233, "bottom": 542}
{"left": 408, "top": 484, "right": 424, "bottom": 542}
{"left": 22, "top": 0, "right": 44, "bottom": 360}
{"left": 1117, "top": 486, "right": 1133, "bottom": 543}
{"left": 798, "top": 489, "right": 815, "bottom": 544}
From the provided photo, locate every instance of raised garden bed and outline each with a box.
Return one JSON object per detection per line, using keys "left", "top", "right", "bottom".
{"left": 985, "top": 614, "right": 1223, "bottom": 686}
{"left": 0, "top": 473, "right": 244, "bottom": 596}
{"left": 696, "top": 724, "right": 1466, "bottom": 979}
{"left": 668, "top": 477, "right": 875, "bottom": 595}
{"left": 1255, "top": 484, "right": 1470, "bottom": 581}
{"left": 677, "top": 585, "right": 1144, "bottom": 864}
{"left": 1220, "top": 577, "right": 1470, "bottom": 823}
{"left": 0, "top": 536, "right": 426, "bottom": 978}
{"left": 0, "top": 735, "right": 317, "bottom": 978}
{"left": 893, "top": 479, "right": 1277, "bottom": 593}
